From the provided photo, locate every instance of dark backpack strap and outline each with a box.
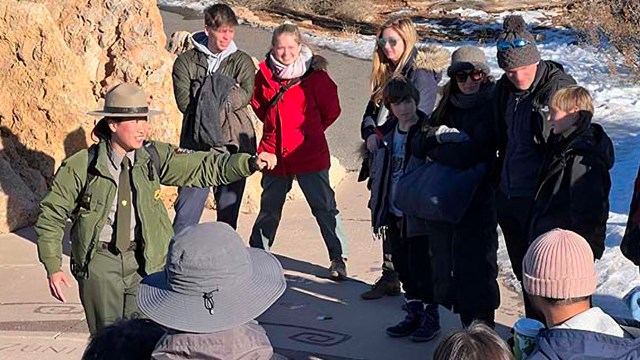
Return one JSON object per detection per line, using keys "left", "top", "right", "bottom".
{"left": 143, "top": 141, "right": 161, "bottom": 181}
{"left": 73, "top": 144, "right": 99, "bottom": 215}
{"left": 268, "top": 77, "right": 301, "bottom": 108}
{"left": 267, "top": 67, "right": 316, "bottom": 108}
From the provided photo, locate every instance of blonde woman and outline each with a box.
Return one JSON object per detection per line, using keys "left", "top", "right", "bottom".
{"left": 360, "top": 17, "right": 448, "bottom": 301}
{"left": 249, "top": 23, "right": 348, "bottom": 280}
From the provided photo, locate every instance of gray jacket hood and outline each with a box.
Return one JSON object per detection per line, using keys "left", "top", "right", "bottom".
{"left": 191, "top": 31, "right": 238, "bottom": 73}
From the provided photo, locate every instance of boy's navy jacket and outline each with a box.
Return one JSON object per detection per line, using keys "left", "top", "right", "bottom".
{"left": 367, "top": 114, "right": 424, "bottom": 232}
{"left": 529, "top": 111, "right": 614, "bottom": 259}
{"left": 527, "top": 318, "right": 640, "bottom": 359}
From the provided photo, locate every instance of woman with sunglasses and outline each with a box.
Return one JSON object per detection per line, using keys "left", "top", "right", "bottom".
{"left": 360, "top": 16, "right": 448, "bottom": 301}
{"left": 410, "top": 46, "right": 500, "bottom": 328}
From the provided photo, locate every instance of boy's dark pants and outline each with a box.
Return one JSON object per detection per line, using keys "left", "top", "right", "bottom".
{"left": 388, "top": 214, "right": 433, "bottom": 302}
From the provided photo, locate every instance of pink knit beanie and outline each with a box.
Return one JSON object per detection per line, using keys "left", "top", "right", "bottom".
{"left": 523, "top": 229, "right": 597, "bottom": 299}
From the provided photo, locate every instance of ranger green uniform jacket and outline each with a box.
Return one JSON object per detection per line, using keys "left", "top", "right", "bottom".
{"left": 36, "top": 140, "right": 254, "bottom": 278}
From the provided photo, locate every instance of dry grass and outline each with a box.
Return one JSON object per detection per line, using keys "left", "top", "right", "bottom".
{"left": 340, "top": 23, "right": 362, "bottom": 40}
{"left": 231, "top": 0, "right": 378, "bottom": 23}
{"left": 333, "top": 0, "right": 376, "bottom": 22}
{"left": 568, "top": 0, "right": 640, "bottom": 77}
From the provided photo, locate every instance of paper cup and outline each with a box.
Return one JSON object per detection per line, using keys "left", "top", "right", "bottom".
{"left": 512, "top": 318, "right": 545, "bottom": 359}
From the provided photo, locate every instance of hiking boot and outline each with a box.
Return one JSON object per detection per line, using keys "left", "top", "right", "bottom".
{"left": 361, "top": 276, "right": 402, "bottom": 300}
{"left": 386, "top": 301, "right": 424, "bottom": 337}
{"left": 329, "top": 257, "right": 347, "bottom": 280}
{"left": 409, "top": 304, "right": 441, "bottom": 342}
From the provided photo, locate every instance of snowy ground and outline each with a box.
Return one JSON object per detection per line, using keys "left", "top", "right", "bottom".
{"left": 160, "top": 1, "right": 640, "bottom": 318}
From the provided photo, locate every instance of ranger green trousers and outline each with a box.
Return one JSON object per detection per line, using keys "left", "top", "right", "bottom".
{"left": 77, "top": 244, "right": 143, "bottom": 334}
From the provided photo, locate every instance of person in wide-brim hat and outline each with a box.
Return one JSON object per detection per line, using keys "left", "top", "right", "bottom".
{"left": 138, "top": 222, "right": 286, "bottom": 359}
{"left": 35, "top": 82, "right": 263, "bottom": 336}
{"left": 87, "top": 83, "right": 164, "bottom": 118}
{"left": 137, "top": 221, "right": 286, "bottom": 333}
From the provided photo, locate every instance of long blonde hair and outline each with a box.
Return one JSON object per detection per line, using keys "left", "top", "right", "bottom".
{"left": 370, "top": 17, "right": 418, "bottom": 104}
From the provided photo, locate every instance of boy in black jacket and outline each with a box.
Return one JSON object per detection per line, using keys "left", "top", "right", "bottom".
{"left": 529, "top": 86, "right": 614, "bottom": 260}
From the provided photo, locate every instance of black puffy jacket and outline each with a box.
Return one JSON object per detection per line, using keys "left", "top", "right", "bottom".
{"left": 529, "top": 112, "right": 614, "bottom": 259}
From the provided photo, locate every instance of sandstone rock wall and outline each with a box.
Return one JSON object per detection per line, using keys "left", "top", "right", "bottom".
{"left": 0, "top": 0, "right": 181, "bottom": 233}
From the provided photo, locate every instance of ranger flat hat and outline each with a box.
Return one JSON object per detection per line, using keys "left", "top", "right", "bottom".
{"left": 87, "top": 83, "right": 164, "bottom": 117}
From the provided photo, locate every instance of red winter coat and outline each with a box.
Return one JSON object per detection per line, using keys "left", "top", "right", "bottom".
{"left": 251, "top": 55, "right": 341, "bottom": 176}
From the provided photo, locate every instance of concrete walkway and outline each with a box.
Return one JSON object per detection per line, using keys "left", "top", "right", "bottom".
{"left": 0, "top": 173, "right": 522, "bottom": 360}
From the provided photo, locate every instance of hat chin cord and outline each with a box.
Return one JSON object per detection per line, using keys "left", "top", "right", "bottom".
{"left": 203, "top": 289, "right": 219, "bottom": 315}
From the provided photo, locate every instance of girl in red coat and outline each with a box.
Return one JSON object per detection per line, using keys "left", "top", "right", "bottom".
{"left": 249, "top": 23, "right": 349, "bottom": 280}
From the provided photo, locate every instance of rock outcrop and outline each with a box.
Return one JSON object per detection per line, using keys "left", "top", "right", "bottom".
{"left": 0, "top": 0, "right": 180, "bottom": 233}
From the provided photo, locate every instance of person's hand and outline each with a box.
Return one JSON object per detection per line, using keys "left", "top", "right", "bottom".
{"left": 366, "top": 134, "right": 378, "bottom": 152}
{"left": 48, "top": 271, "right": 72, "bottom": 303}
{"left": 434, "top": 125, "right": 470, "bottom": 144}
{"left": 227, "top": 84, "right": 244, "bottom": 110}
{"left": 257, "top": 152, "right": 277, "bottom": 171}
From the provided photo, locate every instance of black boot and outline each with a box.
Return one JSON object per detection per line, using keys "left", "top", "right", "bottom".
{"left": 386, "top": 301, "right": 424, "bottom": 337}
{"left": 409, "top": 304, "right": 441, "bottom": 342}
{"left": 360, "top": 275, "right": 401, "bottom": 300}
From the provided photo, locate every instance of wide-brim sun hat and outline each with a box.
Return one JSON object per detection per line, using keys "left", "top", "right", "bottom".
{"left": 137, "top": 222, "right": 286, "bottom": 333}
{"left": 87, "top": 83, "right": 164, "bottom": 117}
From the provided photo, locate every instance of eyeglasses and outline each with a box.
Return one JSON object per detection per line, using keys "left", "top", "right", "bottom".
{"left": 377, "top": 37, "right": 399, "bottom": 48}
{"left": 454, "top": 70, "right": 485, "bottom": 83}
{"left": 497, "top": 39, "right": 531, "bottom": 51}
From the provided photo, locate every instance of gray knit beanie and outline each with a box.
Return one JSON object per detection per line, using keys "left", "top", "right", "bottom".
{"left": 447, "top": 46, "right": 490, "bottom": 77}
{"left": 497, "top": 15, "right": 541, "bottom": 70}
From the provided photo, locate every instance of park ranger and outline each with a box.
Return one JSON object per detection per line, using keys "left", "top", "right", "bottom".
{"left": 36, "top": 83, "right": 270, "bottom": 334}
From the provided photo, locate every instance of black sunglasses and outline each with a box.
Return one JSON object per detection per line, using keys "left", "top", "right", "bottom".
{"left": 454, "top": 70, "right": 485, "bottom": 83}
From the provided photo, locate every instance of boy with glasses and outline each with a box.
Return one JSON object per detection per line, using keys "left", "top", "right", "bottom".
{"left": 493, "top": 15, "right": 576, "bottom": 319}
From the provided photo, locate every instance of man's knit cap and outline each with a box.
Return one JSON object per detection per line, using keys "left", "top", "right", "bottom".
{"left": 523, "top": 229, "right": 597, "bottom": 299}
{"left": 497, "top": 15, "right": 541, "bottom": 70}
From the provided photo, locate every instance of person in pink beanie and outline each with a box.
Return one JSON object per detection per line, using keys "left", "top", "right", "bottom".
{"left": 523, "top": 229, "right": 640, "bottom": 359}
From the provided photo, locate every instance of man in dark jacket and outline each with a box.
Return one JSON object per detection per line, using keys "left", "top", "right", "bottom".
{"left": 494, "top": 15, "right": 576, "bottom": 318}
{"left": 530, "top": 86, "right": 613, "bottom": 260}
{"left": 524, "top": 229, "right": 640, "bottom": 359}
{"left": 172, "top": 4, "right": 257, "bottom": 231}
